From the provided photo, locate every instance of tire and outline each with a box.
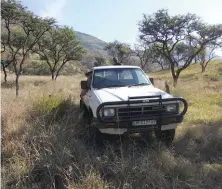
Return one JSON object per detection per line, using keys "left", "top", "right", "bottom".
{"left": 87, "top": 109, "right": 104, "bottom": 146}
{"left": 89, "top": 127, "right": 104, "bottom": 147}
{"left": 80, "top": 99, "right": 83, "bottom": 110}
{"left": 80, "top": 99, "right": 88, "bottom": 118}
{"left": 154, "top": 129, "right": 175, "bottom": 145}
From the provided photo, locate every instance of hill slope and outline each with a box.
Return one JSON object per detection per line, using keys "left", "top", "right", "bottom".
{"left": 75, "top": 31, "right": 107, "bottom": 52}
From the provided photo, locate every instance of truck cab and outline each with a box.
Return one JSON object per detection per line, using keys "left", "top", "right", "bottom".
{"left": 80, "top": 65, "right": 188, "bottom": 144}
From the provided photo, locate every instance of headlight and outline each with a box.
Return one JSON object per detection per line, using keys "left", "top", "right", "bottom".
{"left": 103, "top": 108, "right": 115, "bottom": 117}
{"left": 166, "top": 104, "right": 177, "bottom": 113}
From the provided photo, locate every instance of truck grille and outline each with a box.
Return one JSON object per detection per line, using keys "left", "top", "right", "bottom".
{"left": 117, "top": 105, "right": 166, "bottom": 120}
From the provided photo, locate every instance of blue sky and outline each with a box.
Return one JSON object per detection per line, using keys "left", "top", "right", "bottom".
{"left": 21, "top": 0, "right": 222, "bottom": 54}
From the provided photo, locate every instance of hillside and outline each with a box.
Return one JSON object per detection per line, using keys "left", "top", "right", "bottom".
{"left": 75, "top": 31, "right": 107, "bottom": 53}
{"left": 2, "top": 61, "right": 222, "bottom": 188}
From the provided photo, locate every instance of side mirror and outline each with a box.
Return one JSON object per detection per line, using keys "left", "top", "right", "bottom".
{"left": 150, "top": 78, "right": 154, "bottom": 85}
{"left": 81, "top": 80, "right": 88, "bottom": 89}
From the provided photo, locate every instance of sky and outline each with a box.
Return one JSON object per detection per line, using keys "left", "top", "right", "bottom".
{"left": 20, "top": 0, "right": 222, "bottom": 55}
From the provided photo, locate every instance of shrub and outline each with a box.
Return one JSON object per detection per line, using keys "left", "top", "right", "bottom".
{"left": 31, "top": 94, "right": 75, "bottom": 123}
{"left": 32, "top": 94, "right": 63, "bottom": 115}
{"left": 23, "top": 60, "right": 51, "bottom": 75}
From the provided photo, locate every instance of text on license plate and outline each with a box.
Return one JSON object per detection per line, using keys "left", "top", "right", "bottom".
{"left": 132, "top": 120, "right": 156, "bottom": 126}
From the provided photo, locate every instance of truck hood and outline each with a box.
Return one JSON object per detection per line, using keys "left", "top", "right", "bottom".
{"left": 94, "top": 85, "right": 173, "bottom": 103}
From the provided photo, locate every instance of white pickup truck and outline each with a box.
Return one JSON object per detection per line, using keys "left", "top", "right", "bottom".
{"left": 80, "top": 65, "right": 188, "bottom": 144}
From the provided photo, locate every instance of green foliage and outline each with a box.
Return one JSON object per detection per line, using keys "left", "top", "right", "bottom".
{"left": 104, "top": 40, "right": 132, "bottom": 64}
{"left": 94, "top": 57, "right": 105, "bottom": 66}
{"left": 32, "top": 94, "right": 74, "bottom": 122}
{"left": 1, "top": 0, "right": 55, "bottom": 96}
{"left": 23, "top": 60, "right": 50, "bottom": 75}
{"left": 22, "top": 59, "right": 82, "bottom": 76}
{"left": 139, "top": 9, "right": 222, "bottom": 85}
{"left": 94, "top": 56, "right": 110, "bottom": 66}
{"left": 1, "top": 0, "right": 55, "bottom": 58}
{"left": 32, "top": 94, "right": 63, "bottom": 115}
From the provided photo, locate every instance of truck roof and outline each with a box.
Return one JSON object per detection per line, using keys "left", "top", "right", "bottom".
{"left": 93, "top": 65, "right": 140, "bottom": 70}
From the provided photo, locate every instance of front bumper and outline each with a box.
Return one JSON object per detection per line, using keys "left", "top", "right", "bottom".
{"left": 93, "top": 115, "right": 183, "bottom": 133}
{"left": 94, "top": 96, "right": 188, "bottom": 134}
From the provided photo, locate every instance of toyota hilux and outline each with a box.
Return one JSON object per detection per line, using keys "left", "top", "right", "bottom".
{"left": 80, "top": 65, "right": 188, "bottom": 144}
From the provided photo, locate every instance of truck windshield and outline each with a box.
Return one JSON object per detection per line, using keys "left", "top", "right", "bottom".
{"left": 92, "top": 68, "right": 151, "bottom": 89}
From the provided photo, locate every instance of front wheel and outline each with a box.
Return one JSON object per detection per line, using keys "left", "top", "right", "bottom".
{"left": 87, "top": 110, "right": 104, "bottom": 147}
{"left": 154, "top": 129, "right": 175, "bottom": 145}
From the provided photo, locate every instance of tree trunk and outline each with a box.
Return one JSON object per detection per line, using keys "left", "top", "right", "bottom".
{"left": 15, "top": 73, "right": 20, "bottom": 97}
{"left": 141, "top": 64, "right": 144, "bottom": 70}
{"left": 173, "top": 77, "right": 178, "bottom": 87}
{"left": 201, "top": 64, "right": 206, "bottom": 73}
{"left": 160, "top": 63, "right": 163, "bottom": 70}
{"left": 55, "top": 72, "right": 60, "bottom": 80}
{"left": 194, "top": 57, "right": 197, "bottom": 63}
{"left": 55, "top": 62, "right": 67, "bottom": 80}
{"left": 173, "top": 73, "right": 180, "bottom": 87}
{"left": 55, "top": 71, "right": 60, "bottom": 80}
{"left": 173, "top": 69, "right": 182, "bottom": 87}
{"left": 51, "top": 72, "right": 55, "bottom": 80}
{"left": 170, "top": 62, "right": 178, "bottom": 87}
{"left": 2, "top": 65, "right": 7, "bottom": 83}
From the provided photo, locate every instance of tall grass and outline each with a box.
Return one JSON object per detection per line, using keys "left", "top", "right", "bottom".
{"left": 2, "top": 62, "right": 222, "bottom": 189}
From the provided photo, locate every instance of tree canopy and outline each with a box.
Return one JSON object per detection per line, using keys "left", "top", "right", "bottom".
{"left": 139, "top": 9, "right": 222, "bottom": 85}
{"left": 33, "top": 26, "right": 84, "bottom": 80}
{"left": 104, "top": 40, "right": 132, "bottom": 64}
{"left": 1, "top": 0, "right": 56, "bottom": 95}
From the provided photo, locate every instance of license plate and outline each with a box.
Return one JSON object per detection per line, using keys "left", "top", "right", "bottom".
{"left": 132, "top": 120, "right": 156, "bottom": 126}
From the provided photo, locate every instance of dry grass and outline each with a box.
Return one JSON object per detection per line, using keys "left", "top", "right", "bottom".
{"left": 1, "top": 62, "right": 222, "bottom": 189}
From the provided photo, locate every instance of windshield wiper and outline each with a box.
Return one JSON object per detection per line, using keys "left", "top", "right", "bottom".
{"left": 128, "top": 83, "right": 149, "bottom": 87}
{"left": 106, "top": 84, "right": 126, "bottom": 88}
{"left": 97, "top": 84, "right": 125, "bottom": 89}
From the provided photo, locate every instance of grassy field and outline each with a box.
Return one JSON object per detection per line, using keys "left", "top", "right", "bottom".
{"left": 1, "top": 61, "right": 222, "bottom": 189}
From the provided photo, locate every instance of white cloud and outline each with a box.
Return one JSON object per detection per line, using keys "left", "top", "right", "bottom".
{"left": 39, "top": 0, "right": 67, "bottom": 21}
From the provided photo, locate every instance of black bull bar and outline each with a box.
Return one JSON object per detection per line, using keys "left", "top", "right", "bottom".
{"left": 96, "top": 95, "right": 188, "bottom": 128}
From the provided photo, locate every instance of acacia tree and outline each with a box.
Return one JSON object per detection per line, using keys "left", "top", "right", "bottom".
{"left": 196, "top": 45, "right": 218, "bottom": 72}
{"left": 134, "top": 42, "right": 169, "bottom": 71}
{"left": 139, "top": 9, "right": 222, "bottom": 86}
{"left": 33, "top": 26, "right": 84, "bottom": 80}
{"left": 104, "top": 40, "right": 132, "bottom": 64}
{"left": 134, "top": 42, "right": 151, "bottom": 70}
{"left": 1, "top": 0, "right": 21, "bottom": 83}
{"left": 1, "top": 0, "right": 55, "bottom": 96}
{"left": 150, "top": 45, "right": 170, "bottom": 70}
{"left": 94, "top": 57, "right": 104, "bottom": 66}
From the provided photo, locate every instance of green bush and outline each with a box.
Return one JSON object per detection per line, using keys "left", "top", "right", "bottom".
{"left": 23, "top": 60, "right": 82, "bottom": 76}
{"left": 23, "top": 60, "right": 51, "bottom": 75}
{"left": 32, "top": 94, "right": 63, "bottom": 116}
{"left": 31, "top": 94, "right": 74, "bottom": 122}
